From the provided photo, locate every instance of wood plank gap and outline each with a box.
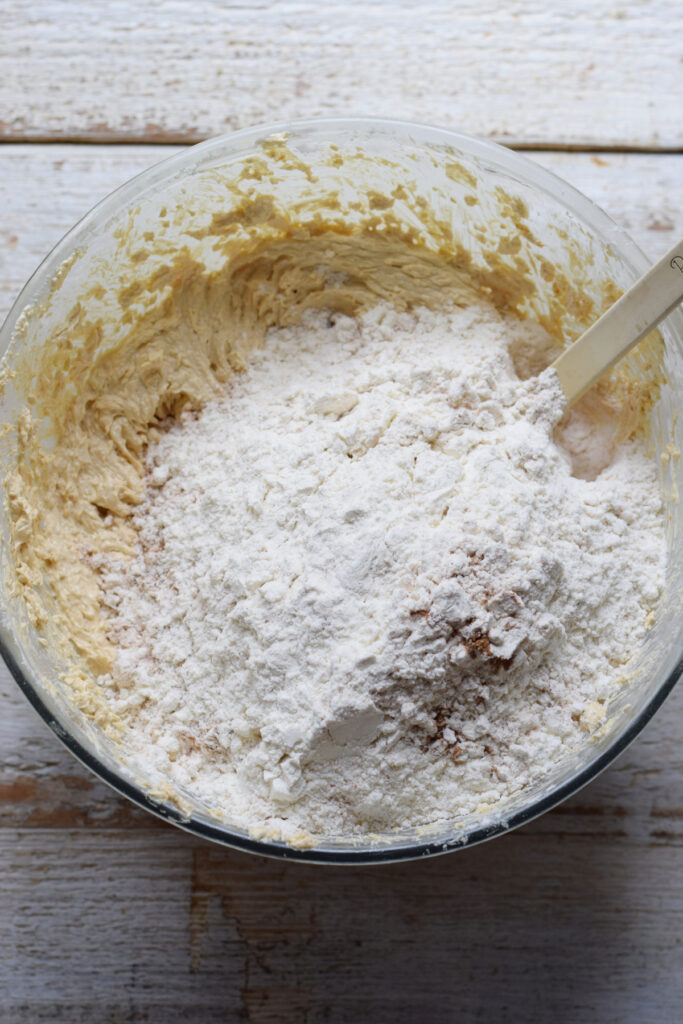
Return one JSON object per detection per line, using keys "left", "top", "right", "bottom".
{"left": 0, "top": 135, "right": 681, "bottom": 155}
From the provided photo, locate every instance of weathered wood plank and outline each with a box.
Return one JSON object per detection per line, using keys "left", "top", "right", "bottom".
{"left": 1, "top": 827, "right": 682, "bottom": 1023}
{"left": 533, "top": 151, "right": 683, "bottom": 249}
{"left": 1, "top": 1, "right": 681, "bottom": 148}
{"left": 0, "top": 830, "right": 244, "bottom": 1023}
{"left": 0, "top": 144, "right": 681, "bottom": 324}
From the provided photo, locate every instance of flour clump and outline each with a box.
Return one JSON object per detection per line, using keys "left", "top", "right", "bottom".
{"left": 97, "top": 301, "right": 665, "bottom": 840}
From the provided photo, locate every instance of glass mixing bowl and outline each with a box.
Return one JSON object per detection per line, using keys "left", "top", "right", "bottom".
{"left": 1, "top": 118, "right": 681, "bottom": 863}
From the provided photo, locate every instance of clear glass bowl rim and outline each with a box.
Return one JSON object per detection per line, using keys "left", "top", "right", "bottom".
{"left": 1, "top": 116, "right": 682, "bottom": 865}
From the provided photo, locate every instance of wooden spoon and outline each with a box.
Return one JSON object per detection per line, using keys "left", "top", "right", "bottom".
{"left": 551, "top": 237, "right": 683, "bottom": 405}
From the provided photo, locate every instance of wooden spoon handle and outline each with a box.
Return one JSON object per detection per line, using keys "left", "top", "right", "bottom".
{"left": 551, "top": 237, "right": 683, "bottom": 405}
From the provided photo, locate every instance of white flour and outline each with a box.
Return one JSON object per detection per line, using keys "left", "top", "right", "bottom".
{"left": 97, "top": 302, "right": 666, "bottom": 839}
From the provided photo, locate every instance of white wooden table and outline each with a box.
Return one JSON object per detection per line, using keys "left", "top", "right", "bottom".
{"left": 1, "top": 3, "right": 682, "bottom": 1021}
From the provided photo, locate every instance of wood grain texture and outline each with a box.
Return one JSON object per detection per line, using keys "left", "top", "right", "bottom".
{"left": 1, "top": 143, "right": 683, "bottom": 1022}
{"left": 1, "top": 0, "right": 682, "bottom": 148}
{"left": 2, "top": 827, "right": 683, "bottom": 1022}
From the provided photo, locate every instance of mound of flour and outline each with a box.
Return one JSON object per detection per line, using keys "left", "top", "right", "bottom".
{"left": 97, "top": 302, "right": 665, "bottom": 839}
